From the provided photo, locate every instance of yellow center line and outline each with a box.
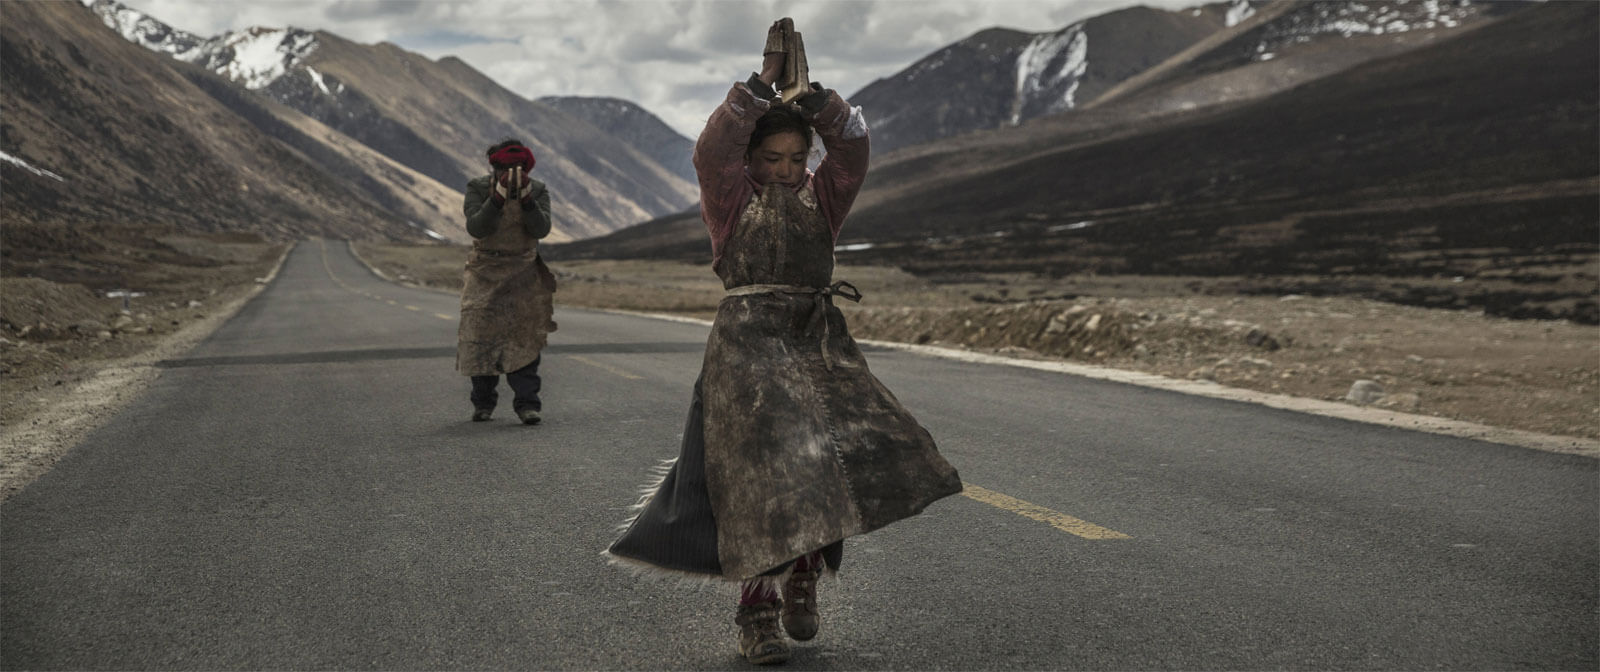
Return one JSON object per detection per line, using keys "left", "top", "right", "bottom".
{"left": 569, "top": 355, "right": 643, "bottom": 380}
{"left": 326, "top": 242, "right": 1113, "bottom": 540}
{"left": 319, "top": 240, "right": 455, "bottom": 322}
{"left": 961, "top": 483, "right": 1130, "bottom": 540}
{"left": 318, "top": 240, "right": 357, "bottom": 293}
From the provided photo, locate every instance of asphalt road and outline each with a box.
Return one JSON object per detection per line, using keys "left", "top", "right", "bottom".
{"left": 3, "top": 240, "right": 1594, "bottom": 670}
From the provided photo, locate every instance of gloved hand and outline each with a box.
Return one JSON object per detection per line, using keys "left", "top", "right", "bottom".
{"left": 492, "top": 166, "right": 520, "bottom": 206}
{"left": 797, "top": 82, "right": 829, "bottom": 115}
{"left": 517, "top": 169, "right": 535, "bottom": 205}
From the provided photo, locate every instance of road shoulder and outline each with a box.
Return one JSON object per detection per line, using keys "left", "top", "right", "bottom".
{"left": 0, "top": 244, "right": 296, "bottom": 502}
{"left": 574, "top": 307, "right": 1600, "bottom": 458}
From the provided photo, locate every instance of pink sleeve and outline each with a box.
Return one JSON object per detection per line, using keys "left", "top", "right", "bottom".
{"left": 693, "top": 83, "right": 769, "bottom": 261}
{"left": 807, "top": 91, "right": 870, "bottom": 242}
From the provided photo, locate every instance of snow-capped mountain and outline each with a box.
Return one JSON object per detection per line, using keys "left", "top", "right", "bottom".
{"left": 84, "top": 0, "right": 318, "bottom": 90}
{"left": 1010, "top": 24, "right": 1089, "bottom": 124}
{"left": 850, "top": 4, "right": 1225, "bottom": 155}
{"left": 1088, "top": 0, "right": 1522, "bottom": 117}
{"left": 80, "top": 0, "right": 696, "bottom": 240}
{"left": 832, "top": 0, "right": 1597, "bottom": 324}
{"left": 5, "top": 1, "right": 425, "bottom": 244}
{"left": 188, "top": 27, "right": 320, "bottom": 90}
{"left": 1247, "top": 0, "right": 1490, "bottom": 62}
{"left": 81, "top": 0, "right": 204, "bottom": 59}
{"left": 849, "top": 0, "right": 1521, "bottom": 156}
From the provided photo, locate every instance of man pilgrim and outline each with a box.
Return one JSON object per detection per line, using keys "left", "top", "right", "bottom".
{"left": 457, "top": 138, "right": 558, "bottom": 424}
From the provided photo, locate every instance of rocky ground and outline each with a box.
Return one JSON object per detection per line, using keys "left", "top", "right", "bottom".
{"left": 0, "top": 235, "right": 287, "bottom": 429}
{"left": 4, "top": 235, "right": 1588, "bottom": 473}
{"left": 356, "top": 242, "right": 1597, "bottom": 443}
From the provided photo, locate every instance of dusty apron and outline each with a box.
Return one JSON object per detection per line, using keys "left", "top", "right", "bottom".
{"left": 456, "top": 199, "right": 557, "bottom": 376}
{"left": 607, "top": 182, "right": 963, "bottom": 581}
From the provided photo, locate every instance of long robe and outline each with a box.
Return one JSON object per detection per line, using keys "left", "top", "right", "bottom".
{"left": 456, "top": 176, "right": 557, "bottom": 376}
{"left": 606, "top": 83, "right": 961, "bottom": 582}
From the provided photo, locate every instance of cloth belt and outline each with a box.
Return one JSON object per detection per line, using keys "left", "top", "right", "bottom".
{"left": 724, "top": 281, "right": 862, "bottom": 370}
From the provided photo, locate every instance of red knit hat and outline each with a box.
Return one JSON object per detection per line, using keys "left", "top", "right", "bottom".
{"left": 489, "top": 144, "right": 535, "bottom": 171}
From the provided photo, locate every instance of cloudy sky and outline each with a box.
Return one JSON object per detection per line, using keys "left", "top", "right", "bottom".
{"left": 131, "top": 0, "right": 1200, "bottom": 137}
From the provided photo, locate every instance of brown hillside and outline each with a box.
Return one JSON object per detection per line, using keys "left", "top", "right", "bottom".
{"left": 547, "top": 2, "right": 1597, "bottom": 324}
{"left": 289, "top": 36, "right": 697, "bottom": 240}
{"left": 837, "top": 1, "right": 1598, "bottom": 322}
{"left": 1, "top": 0, "right": 418, "bottom": 283}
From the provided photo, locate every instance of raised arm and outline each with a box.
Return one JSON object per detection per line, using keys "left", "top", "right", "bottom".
{"left": 522, "top": 180, "right": 552, "bottom": 240}
{"left": 693, "top": 81, "right": 770, "bottom": 252}
{"left": 464, "top": 177, "right": 500, "bottom": 239}
{"left": 801, "top": 88, "right": 869, "bottom": 240}
{"left": 464, "top": 174, "right": 552, "bottom": 240}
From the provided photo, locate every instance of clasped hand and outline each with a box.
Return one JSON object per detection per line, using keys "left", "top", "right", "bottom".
{"left": 492, "top": 166, "right": 534, "bottom": 205}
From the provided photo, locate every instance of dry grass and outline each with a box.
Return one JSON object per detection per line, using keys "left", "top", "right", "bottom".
{"left": 355, "top": 242, "right": 1597, "bottom": 441}
{"left": 1, "top": 236, "right": 287, "bottom": 428}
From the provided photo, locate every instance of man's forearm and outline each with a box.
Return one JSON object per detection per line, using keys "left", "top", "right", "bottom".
{"left": 525, "top": 190, "right": 552, "bottom": 239}
{"left": 466, "top": 196, "right": 501, "bottom": 238}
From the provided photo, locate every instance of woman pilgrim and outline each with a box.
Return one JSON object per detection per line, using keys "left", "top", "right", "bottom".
{"left": 605, "top": 20, "right": 962, "bottom": 665}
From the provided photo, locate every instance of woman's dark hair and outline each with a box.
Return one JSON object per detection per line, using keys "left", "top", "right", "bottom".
{"left": 746, "top": 105, "right": 813, "bottom": 160}
{"left": 486, "top": 137, "right": 524, "bottom": 156}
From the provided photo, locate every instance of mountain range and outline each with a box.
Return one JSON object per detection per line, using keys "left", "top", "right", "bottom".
{"left": 849, "top": 3, "right": 1228, "bottom": 156}
{"left": 5, "top": 0, "right": 699, "bottom": 251}
{"left": 2, "top": 0, "right": 415, "bottom": 286}
{"left": 841, "top": 0, "right": 1592, "bottom": 263}
{"left": 555, "top": 0, "right": 1562, "bottom": 260}
{"left": 548, "top": 0, "right": 1596, "bottom": 321}
{"left": 5, "top": 0, "right": 1594, "bottom": 324}
{"left": 852, "top": 0, "right": 1525, "bottom": 158}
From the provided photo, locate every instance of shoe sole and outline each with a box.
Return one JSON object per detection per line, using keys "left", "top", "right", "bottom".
{"left": 745, "top": 647, "right": 789, "bottom": 665}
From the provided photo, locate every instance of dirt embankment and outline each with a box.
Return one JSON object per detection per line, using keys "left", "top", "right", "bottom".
{"left": 353, "top": 243, "right": 1599, "bottom": 443}
{"left": 1, "top": 234, "right": 287, "bottom": 428}
{"left": 0, "top": 231, "right": 290, "bottom": 500}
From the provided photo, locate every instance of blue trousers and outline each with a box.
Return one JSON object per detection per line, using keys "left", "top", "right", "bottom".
{"left": 470, "top": 356, "right": 541, "bottom": 413}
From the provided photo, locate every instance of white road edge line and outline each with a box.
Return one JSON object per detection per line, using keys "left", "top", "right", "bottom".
{"left": 1, "top": 242, "right": 299, "bottom": 502}
{"left": 582, "top": 308, "right": 1599, "bottom": 458}
{"left": 334, "top": 245, "right": 1596, "bottom": 458}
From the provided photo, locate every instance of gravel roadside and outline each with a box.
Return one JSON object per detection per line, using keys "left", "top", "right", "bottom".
{"left": 354, "top": 242, "right": 1598, "bottom": 455}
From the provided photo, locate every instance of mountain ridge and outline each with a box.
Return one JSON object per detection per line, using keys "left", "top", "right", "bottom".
{"left": 1, "top": 0, "right": 423, "bottom": 285}
{"left": 848, "top": 2, "right": 1229, "bottom": 156}
{"left": 80, "top": 0, "right": 696, "bottom": 241}
{"left": 546, "top": 1, "right": 1596, "bottom": 323}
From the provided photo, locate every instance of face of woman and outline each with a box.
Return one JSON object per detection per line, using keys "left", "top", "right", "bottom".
{"left": 746, "top": 131, "right": 809, "bottom": 187}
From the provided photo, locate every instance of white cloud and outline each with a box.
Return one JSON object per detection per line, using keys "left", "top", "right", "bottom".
{"left": 123, "top": 0, "right": 1201, "bottom": 137}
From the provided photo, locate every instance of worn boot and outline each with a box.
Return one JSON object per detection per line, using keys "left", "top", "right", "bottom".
{"left": 735, "top": 599, "right": 789, "bottom": 665}
{"left": 471, "top": 408, "right": 493, "bottom": 422}
{"left": 781, "top": 569, "right": 820, "bottom": 641}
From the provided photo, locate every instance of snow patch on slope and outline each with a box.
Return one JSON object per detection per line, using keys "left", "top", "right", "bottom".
{"left": 1, "top": 151, "right": 66, "bottom": 182}
{"left": 1011, "top": 24, "right": 1088, "bottom": 124}
{"left": 1226, "top": 0, "right": 1257, "bottom": 27}
{"left": 203, "top": 28, "right": 319, "bottom": 90}
{"left": 305, "top": 66, "right": 331, "bottom": 95}
{"left": 1260, "top": 0, "right": 1479, "bottom": 45}
{"left": 1244, "top": 0, "right": 1485, "bottom": 62}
